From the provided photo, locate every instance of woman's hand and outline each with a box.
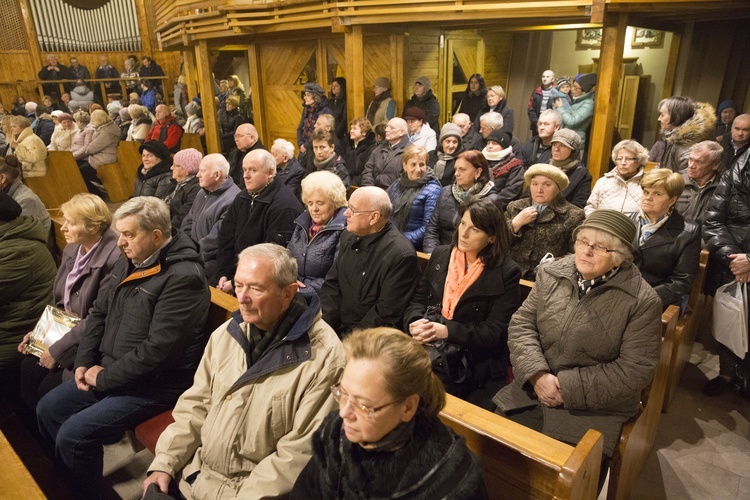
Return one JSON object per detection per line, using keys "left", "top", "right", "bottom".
{"left": 554, "top": 98, "right": 563, "bottom": 108}
{"left": 512, "top": 206, "right": 538, "bottom": 233}
{"left": 39, "top": 351, "right": 57, "bottom": 370}
{"left": 531, "top": 372, "right": 564, "bottom": 407}
{"left": 217, "top": 276, "right": 234, "bottom": 294}
{"left": 409, "top": 319, "right": 448, "bottom": 344}
{"left": 17, "top": 332, "right": 32, "bottom": 354}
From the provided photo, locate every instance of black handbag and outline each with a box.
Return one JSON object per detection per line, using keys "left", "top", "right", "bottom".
{"left": 424, "top": 339, "right": 471, "bottom": 384}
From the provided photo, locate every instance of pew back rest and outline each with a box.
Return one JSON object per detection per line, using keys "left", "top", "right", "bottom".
{"left": 25, "top": 151, "right": 87, "bottom": 210}
{"left": 180, "top": 133, "right": 204, "bottom": 154}
{"left": 117, "top": 140, "right": 142, "bottom": 190}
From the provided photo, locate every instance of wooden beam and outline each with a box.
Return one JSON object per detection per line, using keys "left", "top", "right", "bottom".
{"left": 135, "top": 0, "right": 153, "bottom": 56}
{"left": 18, "top": 0, "right": 42, "bottom": 76}
{"left": 390, "top": 34, "right": 405, "bottom": 113}
{"left": 195, "top": 41, "right": 220, "bottom": 154}
{"left": 588, "top": 13, "right": 628, "bottom": 182}
{"left": 661, "top": 32, "right": 682, "bottom": 100}
{"left": 345, "top": 26, "right": 365, "bottom": 120}
{"left": 248, "top": 43, "right": 266, "bottom": 146}
{"left": 183, "top": 50, "right": 198, "bottom": 101}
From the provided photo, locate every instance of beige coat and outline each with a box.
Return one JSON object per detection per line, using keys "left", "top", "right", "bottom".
{"left": 48, "top": 124, "right": 79, "bottom": 151}
{"left": 584, "top": 168, "right": 644, "bottom": 217}
{"left": 12, "top": 127, "right": 47, "bottom": 177}
{"left": 149, "top": 296, "right": 346, "bottom": 499}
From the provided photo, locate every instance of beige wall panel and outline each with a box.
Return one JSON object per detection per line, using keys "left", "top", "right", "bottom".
{"left": 362, "top": 38, "right": 396, "bottom": 112}
{"left": 482, "top": 33, "right": 512, "bottom": 91}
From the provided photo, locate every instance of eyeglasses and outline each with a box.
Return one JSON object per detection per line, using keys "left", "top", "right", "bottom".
{"left": 345, "top": 204, "right": 377, "bottom": 216}
{"left": 330, "top": 384, "right": 398, "bottom": 420}
{"left": 575, "top": 238, "right": 620, "bottom": 256}
{"left": 614, "top": 157, "right": 638, "bottom": 163}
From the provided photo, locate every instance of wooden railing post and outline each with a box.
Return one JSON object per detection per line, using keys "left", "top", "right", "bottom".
{"left": 345, "top": 25, "right": 365, "bottom": 121}
{"left": 195, "top": 41, "right": 220, "bottom": 154}
{"left": 248, "top": 44, "right": 265, "bottom": 144}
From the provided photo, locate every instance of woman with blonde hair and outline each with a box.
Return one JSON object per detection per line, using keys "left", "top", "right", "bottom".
{"left": 18, "top": 193, "right": 120, "bottom": 408}
{"left": 585, "top": 139, "right": 649, "bottom": 216}
{"left": 473, "top": 84, "right": 514, "bottom": 135}
{"left": 126, "top": 104, "right": 153, "bottom": 143}
{"left": 291, "top": 327, "right": 486, "bottom": 499}
{"left": 78, "top": 109, "right": 120, "bottom": 197}
{"left": 7, "top": 115, "right": 48, "bottom": 177}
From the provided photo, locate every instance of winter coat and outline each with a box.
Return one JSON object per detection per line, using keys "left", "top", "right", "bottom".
{"left": 218, "top": 107, "right": 245, "bottom": 153}
{"left": 141, "top": 88, "right": 158, "bottom": 113}
{"left": 167, "top": 176, "right": 201, "bottom": 229}
{"left": 148, "top": 292, "right": 345, "bottom": 499}
{"left": 133, "top": 158, "right": 174, "bottom": 199}
{"left": 506, "top": 195, "right": 585, "bottom": 280}
{"left": 184, "top": 115, "right": 204, "bottom": 135}
{"left": 344, "top": 132, "right": 377, "bottom": 185}
{"left": 473, "top": 99, "right": 515, "bottom": 136}
{"left": 559, "top": 91, "right": 595, "bottom": 149}
{"left": 320, "top": 221, "right": 419, "bottom": 336}
{"left": 291, "top": 411, "right": 487, "bottom": 500}
{"left": 127, "top": 116, "right": 153, "bottom": 142}
{"left": 0, "top": 216, "right": 57, "bottom": 369}
{"left": 494, "top": 255, "right": 662, "bottom": 457}
{"left": 675, "top": 173, "right": 720, "bottom": 225}
{"left": 518, "top": 136, "right": 553, "bottom": 167}
{"left": 68, "top": 85, "right": 95, "bottom": 112}
{"left": 227, "top": 140, "right": 266, "bottom": 188}
{"left": 703, "top": 149, "right": 750, "bottom": 295}
{"left": 422, "top": 182, "right": 496, "bottom": 254}
{"left": 276, "top": 158, "right": 306, "bottom": 200}
{"left": 11, "top": 127, "right": 48, "bottom": 177}
{"left": 629, "top": 211, "right": 700, "bottom": 308}
{"left": 722, "top": 137, "right": 749, "bottom": 172}
{"left": 559, "top": 160, "right": 592, "bottom": 209}
{"left": 404, "top": 245, "right": 521, "bottom": 396}
{"left": 71, "top": 123, "right": 96, "bottom": 161}
{"left": 313, "top": 154, "right": 351, "bottom": 190}
{"left": 181, "top": 177, "right": 242, "bottom": 266}
{"left": 386, "top": 175, "right": 441, "bottom": 250}
{"left": 659, "top": 102, "right": 716, "bottom": 174}
{"left": 584, "top": 168, "right": 645, "bottom": 217}
{"left": 38, "top": 64, "right": 73, "bottom": 95}
{"left": 527, "top": 85, "right": 553, "bottom": 132}
{"left": 487, "top": 152, "right": 525, "bottom": 208}
{"left": 47, "top": 230, "right": 120, "bottom": 373}
{"left": 296, "top": 98, "right": 333, "bottom": 147}
{"left": 83, "top": 120, "right": 120, "bottom": 168}
{"left": 329, "top": 95, "right": 347, "bottom": 141}
{"left": 33, "top": 116, "right": 55, "bottom": 146}
{"left": 215, "top": 176, "right": 303, "bottom": 280}
{"left": 360, "top": 135, "right": 410, "bottom": 189}
{"left": 404, "top": 90, "right": 441, "bottom": 133}
{"left": 145, "top": 116, "right": 184, "bottom": 153}
{"left": 7, "top": 178, "right": 50, "bottom": 231}
{"left": 455, "top": 91, "right": 486, "bottom": 125}
{"left": 74, "top": 230, "right": 210, "bottom": 402}
{"left": 48, "top": 124, "right": 78, "bottom": 151}
{"left": 287, "top": 208, "right": 347, "bottom": 293}
{"left": 409, "top": 122, "right": 438, "bottom": 152}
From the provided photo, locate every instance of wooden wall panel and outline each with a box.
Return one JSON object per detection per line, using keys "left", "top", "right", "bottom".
{"left": 483, "top": 32, "right": 513, "bottom": 90}
{"left": 404, "top": 29, "right": 441, "bottom": 106}
{"left": 362, "top": 37, "right": 398, "bottom": 116}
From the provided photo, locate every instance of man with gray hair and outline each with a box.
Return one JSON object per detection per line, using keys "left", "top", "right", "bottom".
{"left": 452, "top": 112, "right": 481, "bottom": 151}
{"left": 271, "top": 138, "right": 306, "bottom": 199}
{"left": 38, "top": 54, "right": 72, "bottom": 98}
{"left": 518, "top": 108, "right": 562, "bottom": 167}
{"left": 361, "top": 117, "right": 411, "bottom": 189}
{"left": 321, "top": 186, "right": 418, "bottom": 336}
{"left": 216, "top": 149, "right": 303, "bottom": 291}
{"left": 676, "top": 140, "right": 723, "bottom": 225}
{"left": 477, "top": 111, "right": 504, "bottom": 150}
{"left": 143, "top": 243, "right": 345, "bottom": 497}
{"left": 36, "top": 196, "right": 210, "bottom": 498}
{"left": 182, "top": 154, "right": 242, "bottom": 280}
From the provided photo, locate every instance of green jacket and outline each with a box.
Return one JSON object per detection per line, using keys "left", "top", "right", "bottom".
{"left": 0, "top": 216, "right": 56, "bottom": 369}
{"left": 559, "top": 91, "right": 595, "bottom": 148}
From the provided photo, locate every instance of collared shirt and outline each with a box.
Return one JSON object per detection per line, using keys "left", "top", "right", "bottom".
{"left": 134, "top": 237, "right": 172, "bottom": 268}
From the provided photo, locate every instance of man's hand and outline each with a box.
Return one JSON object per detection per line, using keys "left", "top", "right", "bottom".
{"left": 142, "top": 471, "right": 172, "bottom": 496}
{"left": 217, "top": 276, "right": 234, "bottom": 294}
{"left": 75, "top": 366, "right": 90, "bottom": 391}
{"left": 530, "top": 372, "right": 564, "bottom": 407}
{"left": 84, "top": 365, "right": 104, "bottom": 388}
{"left": 728, "top": 254, "right": 750, "bottom": 279}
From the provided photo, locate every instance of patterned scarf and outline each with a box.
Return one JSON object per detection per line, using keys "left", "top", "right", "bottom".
{"left": 638, "top": 210, "right": 670, "bottom": 247}
{"left": 309, "top": 222, "right": 324, "bottom": 240}
{"left": 163, "top": 176, "right": 195, "bottom": 205}
{"left": 442, "top": 247, "right": 485, "bottom": 320}
{"left": 577, "top": 266, "right": 620, "bottom": 298}
{"left": 301, "top": 102, "right": 319, "bottom": 143}
{"left": 451, "top": 181, "right": 484, "bottom": 203}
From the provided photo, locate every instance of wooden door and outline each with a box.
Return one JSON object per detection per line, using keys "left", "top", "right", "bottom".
{"left": 444, "top": 36, "right": 484, "bottom": 124}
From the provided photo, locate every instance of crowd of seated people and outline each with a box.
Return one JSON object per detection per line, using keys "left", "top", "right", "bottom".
{"left": 3, "top": 56, "right": 750, "bottom": 498}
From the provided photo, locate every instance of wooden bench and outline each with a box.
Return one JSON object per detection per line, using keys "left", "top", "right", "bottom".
{"left": 0, "top": 431, "right": 45, "bottom": 500}
{"left": 24, "top": 151, "right": 87, "bottom": 210}
{"left": 180, "top": 132, "right": 204, "bottom": 154}
{"left": 97, "top": 141, "right": 141, "bottom": 202}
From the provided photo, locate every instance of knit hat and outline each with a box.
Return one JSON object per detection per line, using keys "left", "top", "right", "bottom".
{"left": 556, "top": 77, "right": 571, "bottom": 88}
{"left": 51, "top": 110, "right": 64, "bottom": 118}
{"left": 0, "top": 191, "right": 22, "bottom": 222}
{"left": 374, "top": 77, "right": 391, "bottom": 89}
{"left": 717, "top": 100, "right": 736, "bottom": 115}
{"left": 107, "top": 101, "right": 121, "bottom": 114}
{"left": 173, "top": 148, "right": 203, "bottom": 175}
{"left": 404, "top": 107, "right": 425, "bottom": 122}
{"left": 415, "top": 76, "right": 431, "bottom": 92}
{"left": 574, "top": 73, "right": 597, "bottom": 93}
{"left": 139, "top": 140, "right": 171, "bottom": 161}
{"left": 524, "top": 163, "right": 569, "bottom": 192}
{"left": 550, "top": 129, "right": 581, "bottom": 152}
{"left": 303, "top": 83, "right": 326, "bottom": 99}
{"left": 439, "top": 123, "right": 462, "bottom": 143}
{"left": 486, "top": 130, "right": 512, "bottom": 149}
{"left": 574, "top": 209, "right": 636, "bottom": 251}
{"left": 58, "top": 113, "right": 73, "bottom": 122}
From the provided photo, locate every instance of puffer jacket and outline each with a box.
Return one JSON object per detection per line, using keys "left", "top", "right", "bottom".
{"left": 703, "top": 148, "right": 750, "bottom": 294}
{"left": 127, "top": 116, "right": 153, "bottom": 142}
{"left": 505, "top": 195, "right": 585, "bottom": 280}
{"left": 629, "top": 211, "right": 701, "bottom": 308}
{"left": 404, "top": 245, "right": 521, "bottom": 397}
{"left": 48, "top": 124, "right": 79, "bottom": 151}
{"left": 493, "top": 255, "right": 662, "bottom": 457}
{"left": 148, "top": 292, "right": 346, "bottom": 499}
{"left": 659, "top": 102, "right": 716, "bottom": 174}
{"left": 83, "top": 120, "right": 120, "bottom": 168}
{"left": 0, "top": 216, "right": 57, "bottom": 369}
{"left": 11, "top": 127, "right": 48, "bottom": 177}
{"left": 387, "top": 175, "right": 441, "bottom": 250}
{"left": 559, "top": 91, "right": 595, "bottom": 147}
{"left": 404, "top": 89, "right": 441, "bottom": 133}
{"left": 422, "top": 182, "right": 496, "bottom": 254}
{"left": 584, "top": 168, "right": 644, "bottom": 217}
{"left": 71, "top": 123, "right": 96, "bottom": 160}
{"left": 133, "top": 158, "right": 174, "bottom": 199}
{"left": 291, "top": 411, "right": 487, "bottom": 500}
{"left": 287, "top": 208, "right": 347, "bottom": 293}
{"left": 68, "top": 85, "right": 94, "bottom": 112}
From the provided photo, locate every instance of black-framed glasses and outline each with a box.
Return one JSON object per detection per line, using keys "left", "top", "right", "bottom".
{"left": 575, "top": 238, "right": 620, "bottom": 256}
{"left": 330, "top": 384, "right": 399, "bottom": 420}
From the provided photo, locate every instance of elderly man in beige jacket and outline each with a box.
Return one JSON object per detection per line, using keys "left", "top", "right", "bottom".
{"left": 143, "top": 243, "right": 346, "bottom": 499}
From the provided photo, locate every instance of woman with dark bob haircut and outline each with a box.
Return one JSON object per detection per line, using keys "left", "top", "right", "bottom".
{"left": 291, "top": 327, "right": 487, "bottom": 499}
{"left": 405, "top": 197, "right": 521, "bottom": 405}
{"left": 454, "top": 73, "right": 487, "bottom": 122}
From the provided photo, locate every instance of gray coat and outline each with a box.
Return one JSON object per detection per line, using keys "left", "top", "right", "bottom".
{"left": 360, "top": 135, "right": 410, "bottom": 189}
{"left": 84, "top": 120, "right": 120, "bottom": 168}
{"left": 7, "top": 178, "right": 50, "bottom": 232}
{"left": 493, "top": 255, "right": 662, "bottom": 456}
{"left": 675, "top": 173, "right": 720, "bottom": 225}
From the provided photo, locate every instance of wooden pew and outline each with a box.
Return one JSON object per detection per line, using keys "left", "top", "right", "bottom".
{"left": 97, "top": 141, "right": 138, "bottom": 202}
{"left": 24, "top": 151, "right": 87, "bottom": 210}
{"left": 180, "top": 132, "right": 204, "bottom": 154}
{"left": 0, "top": 431, "right": 45, "bottom": 500}
{"left": 118, "top": 141, "right": 142, "bottom": 191}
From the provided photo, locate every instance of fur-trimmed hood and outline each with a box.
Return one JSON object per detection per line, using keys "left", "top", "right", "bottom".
{"left": 664, "top": 101, "right": 716, "bottom": 147}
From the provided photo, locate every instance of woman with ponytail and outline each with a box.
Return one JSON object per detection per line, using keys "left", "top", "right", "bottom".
{"left": 291, "top": 327, "right": 486, "bottom": 499}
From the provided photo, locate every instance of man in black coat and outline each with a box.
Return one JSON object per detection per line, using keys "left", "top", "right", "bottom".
{"left": 320, "top": 186, "right": 418, "bottom": 336}
{"left": 360, "top": 117, "right": 410, "bottom": 189}
{"left": 94, "top": 54, "right": 121, "bottom": 101}
{"left": 36, "top": 196, "right": 210, "bottom": 498}
{"left": 518, "top": 109, "right": 562, "bottom": 167}
{"left": 38, "top": 54, "right": 73, "bottom": 99}
{"left": 216, "top": 149, "right": 303, "bottom": 290}
{"left": 227, "top": 123, "right": 266, "bottom": 186}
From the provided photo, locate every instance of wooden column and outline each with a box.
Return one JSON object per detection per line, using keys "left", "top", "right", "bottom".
{"left": 195, "top": 41, "right": 220, "bottom": 154}
{"left": 345, "top": 26, "right": 365, "bottom": 121}
{"left": 18, "top": 0, "right": 42, "bottom": 75}
{"left": 183, "top": 50, "right": 198, "bottom": 101}
{"left": 248, "top": 44, "right": 265, "bottom": 144}
{"left": 389, "top": 34, "right": 405, "bottom": 112}
{"left": 661, "top": 32, "right": 682, "bottom": 100}
{"left": 135, "top": 0, "right": 153, "bottom": 56}
{"left": 588, "top": 13, "right": 628, "bottom": 182}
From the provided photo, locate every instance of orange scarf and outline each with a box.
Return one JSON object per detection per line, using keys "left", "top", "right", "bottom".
{"left": 441, "top": 247, "right": 485, "bottom": 320}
